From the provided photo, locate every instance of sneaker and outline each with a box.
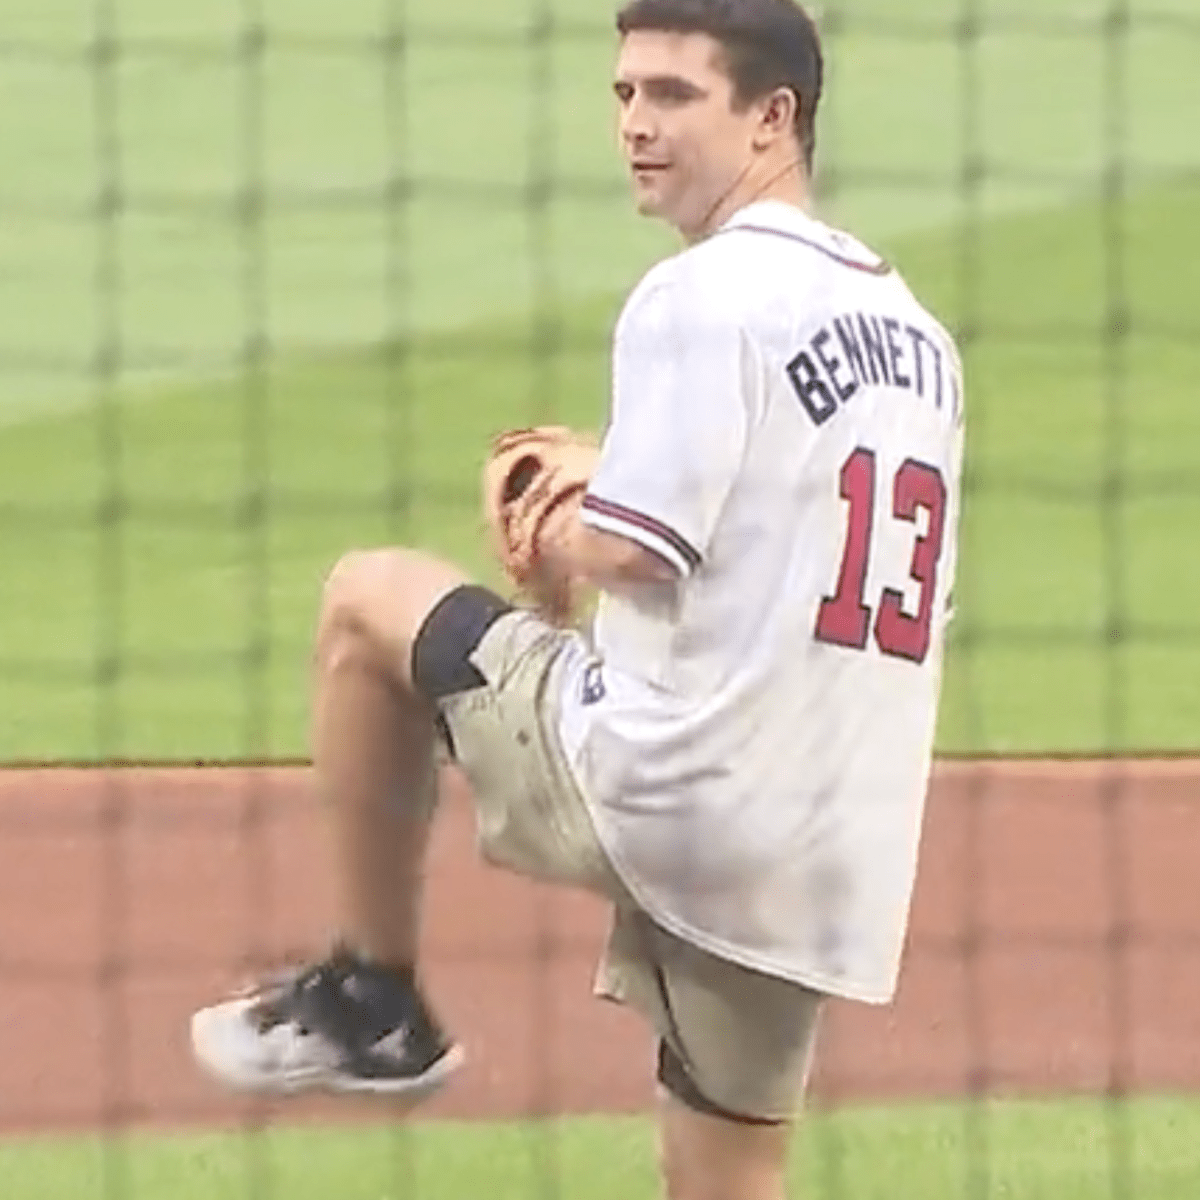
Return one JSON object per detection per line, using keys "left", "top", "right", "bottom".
{"left": 190, "top": 946, "right": 463, "bottom": 1098}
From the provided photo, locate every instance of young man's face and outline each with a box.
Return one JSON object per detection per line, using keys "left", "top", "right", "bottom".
{"left": 614, "top": 30, "right": 767, "bottom": 240}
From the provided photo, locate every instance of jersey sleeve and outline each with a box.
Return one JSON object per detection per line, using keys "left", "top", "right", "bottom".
{"left": 581, "top": 274, "right": 749, "bottom": 578}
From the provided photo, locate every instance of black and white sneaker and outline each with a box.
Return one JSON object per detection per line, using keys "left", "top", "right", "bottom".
{"left": 190, "top": 947, "right": 463, "bottom": 1099}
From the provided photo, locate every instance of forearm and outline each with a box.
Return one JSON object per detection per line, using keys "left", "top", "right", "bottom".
{"left": 545, "top": 517, "right": 679, "bottom": 593}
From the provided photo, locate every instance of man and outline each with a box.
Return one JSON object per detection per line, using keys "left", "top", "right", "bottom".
{"left": 192, "top": 2, "right": 964, "bottom": 1197}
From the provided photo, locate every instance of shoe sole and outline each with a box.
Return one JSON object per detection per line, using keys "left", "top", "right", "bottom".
{"left": 191, "top": 1007, "right": 465, "bottom": 1100}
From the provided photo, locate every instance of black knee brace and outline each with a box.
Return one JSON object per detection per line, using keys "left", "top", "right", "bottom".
{"left": 410, "top": 584, "right": 513, "bottom": 703}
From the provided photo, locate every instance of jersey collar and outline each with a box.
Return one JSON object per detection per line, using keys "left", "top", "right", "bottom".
{"left": 716, "top": 201, "right": 891, "bottom": 276}
{"left": 718, "top": 199, "right": 815, "bottom": 235}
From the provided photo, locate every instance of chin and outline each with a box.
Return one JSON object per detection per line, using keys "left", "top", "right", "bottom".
{"left": 633, "top": 183, "right": 675, "bottom": 216}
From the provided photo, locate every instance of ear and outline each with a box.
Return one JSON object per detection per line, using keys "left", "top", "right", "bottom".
{"left": 752, "top": 87, "right": 798, "bottom": 151}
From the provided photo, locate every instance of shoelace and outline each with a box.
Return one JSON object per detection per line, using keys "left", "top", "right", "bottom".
{"left": 249, "top": 956, "right": 351, "bottom": 1035}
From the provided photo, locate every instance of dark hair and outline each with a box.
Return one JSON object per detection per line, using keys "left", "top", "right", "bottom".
{"left": 616, "top": 0, "right": 824, "bottom": 171}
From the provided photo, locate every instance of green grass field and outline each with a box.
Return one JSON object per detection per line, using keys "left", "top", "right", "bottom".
{"left": 2, "top": 1098, "right": 1199, "bottom": 1200}
{"left": 1, "top": 0, "right": 1199, "bottom": 761}
{"left": 2, "top": 0, "right": 1199, "bottom": 1195}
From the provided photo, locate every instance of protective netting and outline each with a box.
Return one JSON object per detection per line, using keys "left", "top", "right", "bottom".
{"left": 0, "top": 1, "right": 1198, "bottom": 1197}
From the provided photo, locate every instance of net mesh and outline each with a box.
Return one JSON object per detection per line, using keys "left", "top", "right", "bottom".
{"left": 0, "top": 1, "right": 1198, "bottom": 1196}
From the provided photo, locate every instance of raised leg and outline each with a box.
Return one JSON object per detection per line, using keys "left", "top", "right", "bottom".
{"left": 190, "top": 547, "right": 470, "bottom": 1100}
{"left": 311, "top": 548, "right": 468, "bottom": 967}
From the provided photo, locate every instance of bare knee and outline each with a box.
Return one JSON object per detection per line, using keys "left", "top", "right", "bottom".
{"left": 318, "top": 548, "right": 470, "bottom": 685}
{"left": 320, "top": 549, "right": 377, "bottom": 633}
{"left": 317, "top": 550, "right": 390, "bottom": 669}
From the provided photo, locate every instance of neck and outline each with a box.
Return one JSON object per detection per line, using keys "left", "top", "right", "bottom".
{"left": 686, "top": 153, "right": 811, "bottom": 244}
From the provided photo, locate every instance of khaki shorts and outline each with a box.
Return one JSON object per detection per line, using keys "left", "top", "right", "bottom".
{"left": 432, "top": 601, "right": 824, "bottom": 1123}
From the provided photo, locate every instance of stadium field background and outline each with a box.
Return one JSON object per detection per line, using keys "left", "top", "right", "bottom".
{"left": 0, "top": 0, "right": 1197, "bottom": 1195}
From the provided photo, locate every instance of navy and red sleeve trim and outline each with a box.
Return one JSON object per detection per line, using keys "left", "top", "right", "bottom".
{"left": 580, "top": 494, "right": 702, "bottom": 576}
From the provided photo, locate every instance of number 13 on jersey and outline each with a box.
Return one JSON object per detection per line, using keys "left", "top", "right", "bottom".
{"left": 815, "top": 447, "right": 948, "bottom": 665}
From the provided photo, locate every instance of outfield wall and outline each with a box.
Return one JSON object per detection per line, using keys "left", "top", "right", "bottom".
{"left": 0, "top": 759, "right": 1196, "bottom": 1133}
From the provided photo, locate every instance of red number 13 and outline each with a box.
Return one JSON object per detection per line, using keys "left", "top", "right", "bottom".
{"left": 814, "top": 448, "right": 948, "bottom": 664}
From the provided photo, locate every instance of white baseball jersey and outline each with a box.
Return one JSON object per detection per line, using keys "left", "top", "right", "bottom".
{"left": 556, "top": 199, "right": 964, "bottom": 1003}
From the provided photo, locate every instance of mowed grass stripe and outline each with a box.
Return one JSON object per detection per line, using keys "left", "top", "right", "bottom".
{"left": 1, "top": 1097, "right": 1198, "bottom": 1200}
{"left": 1, "top": 178, "right": 1197, "bottom": 759}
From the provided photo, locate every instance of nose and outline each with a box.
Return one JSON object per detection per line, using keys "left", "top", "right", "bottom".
{"left": 619, "top": 90, "right": 656, "bottom": 150}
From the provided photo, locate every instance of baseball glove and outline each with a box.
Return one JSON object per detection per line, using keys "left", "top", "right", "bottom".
{"left": 482, "top": 425, "right": 599, "bottom": 623}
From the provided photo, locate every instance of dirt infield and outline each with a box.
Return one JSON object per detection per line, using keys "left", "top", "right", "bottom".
{"left": 0, "top": 758, "right": 1196, "bottom": 1133}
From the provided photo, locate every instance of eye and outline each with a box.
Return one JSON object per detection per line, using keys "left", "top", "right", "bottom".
{"left": 613, "top": 81, "right": 634, "bottom": 104}
{"left": 645, "top": 78, "right": 702, "bottom": 106}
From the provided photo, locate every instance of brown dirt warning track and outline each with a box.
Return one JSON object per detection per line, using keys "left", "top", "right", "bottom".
{"left": 0, "top": 758, "right": 1197, "bottom": 1134}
